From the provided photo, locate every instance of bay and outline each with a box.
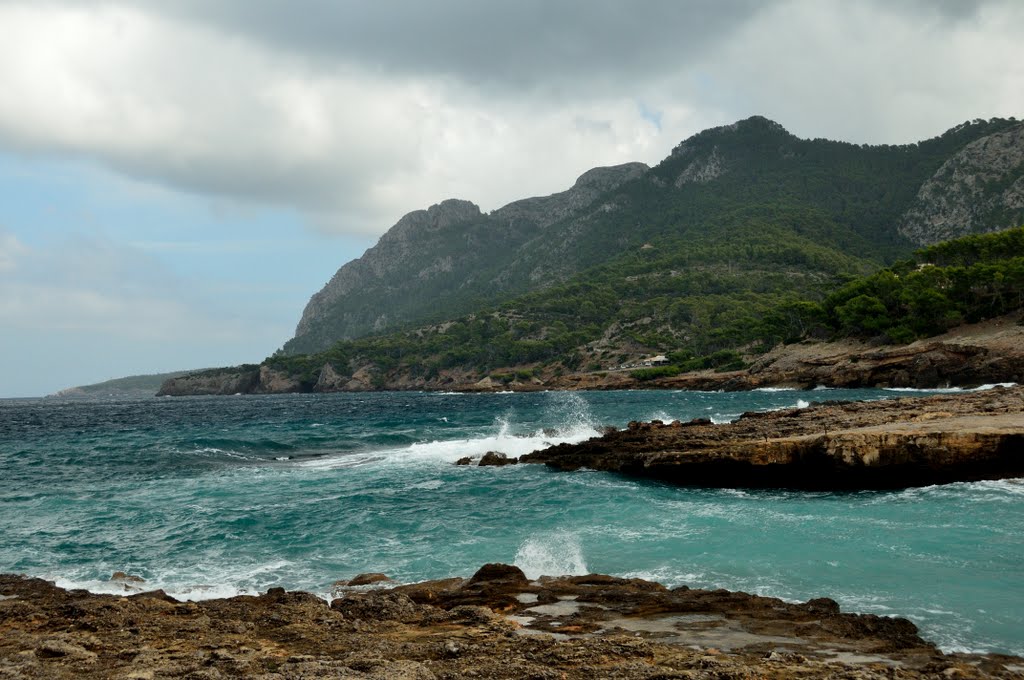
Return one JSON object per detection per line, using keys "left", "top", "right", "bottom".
{"left": 0, "top": 388, "right": 1021, "bottom": 655}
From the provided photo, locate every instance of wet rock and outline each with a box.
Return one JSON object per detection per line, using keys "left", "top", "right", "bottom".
{"left": 346, "top": 572, "right": 392, "bottom": 587}
{"left": 806, "top": 597, "right": 841, "bottom": 615}
{"left": 0, "top": 567, "right": 1019, "bottom": 679}
{"left": 467, "top": 563, "right": 529, "bottom": 587}
{"left": 478, "top": 451, "right": 518, "bottom": 466}
{"left": 111, "top": 571, "right": 145, "bottom": 583}
{"left": 454, "top": 456, "right": 473, "bottom": 465}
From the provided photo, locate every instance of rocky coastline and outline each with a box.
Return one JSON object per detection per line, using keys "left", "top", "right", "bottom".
{"left": 2, "top": 564, "right": 1022, "bottom": 679}
{"left": 156, "top": 315, "right": 1024, "bottom": 396}
{"left": 515, "top": 385, "right": 1024, "bottom": 490}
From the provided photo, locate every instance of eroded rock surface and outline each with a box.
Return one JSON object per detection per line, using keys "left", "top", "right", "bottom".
{"left": 2, "top": 565, "right": 1021, "bottom": 679}
{"left": 521, "top": 387, "right": 1024, "bottom": 490}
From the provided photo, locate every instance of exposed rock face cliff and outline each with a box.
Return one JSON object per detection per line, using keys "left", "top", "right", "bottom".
{"left": 900, "top": 122, "right": 1024, "bottom": 245}
{"left": 286, "top": 163, "right": 649, "bottom": 354}
{"left": 155, "top": 367, "right": 260, "bottom": 396}
{"left": 156, "top": 366, "right": 302, "bottom": 396}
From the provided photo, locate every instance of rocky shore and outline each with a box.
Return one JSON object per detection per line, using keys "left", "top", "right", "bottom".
{"left": 2, "top": 564, "right": 1022, "bottom": 679}
{"left": 156, "top": 315, "right": 1024, "bottom": 396}
{"left": 517, "top": 386, "right": 1024, "bottom": 490}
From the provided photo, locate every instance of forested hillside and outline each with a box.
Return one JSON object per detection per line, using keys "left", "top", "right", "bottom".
{"left": 159, "top": 116, "right": 1024, "bottom": 395}
{"left": 251, "top": 226, "right": 1024, "bottom": 392}
{"left": 287, "top": 116, "right": 1022, "bottom": 355}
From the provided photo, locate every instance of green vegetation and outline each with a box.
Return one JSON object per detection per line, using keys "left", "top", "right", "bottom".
{"left": 53, "top": 370, "right": 205, "bottom": 397}
{"left": 819, "top": 226, "right": 1024, "bottom": 342}
{"left": 287, "top": 116, "right": 1021, "bottom": 355}
{"left": 255, "top": 118, "right": 1024, "bottom": 388}
{"left": 265, "top": 226, "right": 1024, "bottom": 388}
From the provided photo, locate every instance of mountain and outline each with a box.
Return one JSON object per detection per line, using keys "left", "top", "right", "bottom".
{"left": 159, "top": 224, "right": 1024, "bottom": 396}
{"left": 158, "top": 115, "right": 1024, "bottom": 397}
{"left": 285, "top": 162, "right": 649, "bottom": 354}
{"left": 287, "top": 115, "right": 1022, "bottom": 355}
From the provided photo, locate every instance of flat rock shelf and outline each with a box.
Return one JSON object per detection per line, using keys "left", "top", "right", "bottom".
{"left": 520, "top": 386, "right": 1024, "bottom": 490}
{"left": 2, "top": 565, "right": 1023, "bottom": 679}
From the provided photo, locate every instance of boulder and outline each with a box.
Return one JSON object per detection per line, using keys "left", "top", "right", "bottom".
{"left": 347, "top": 573, "right": 392, "bottom": 587}
{"left": 478, "top": 451, "right": 517, "bottom": 466}
{"left": 110, "top": 572, "right": 145, "bottom": 584}
{"left": 467, "top": 563, "right": 528, "bottom": 587}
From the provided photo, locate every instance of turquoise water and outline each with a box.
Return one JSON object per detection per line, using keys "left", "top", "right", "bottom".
{"left": 1, "top": 388, "right": 1021, "bottom": 655}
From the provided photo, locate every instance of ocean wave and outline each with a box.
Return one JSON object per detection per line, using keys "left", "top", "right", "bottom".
{"left": 52, "top": 559, "right": 296, "bottom": 602}
{"left": 882, "top": 382, "right": 1016, "bottom": 394}
{"left": 294, "top": 429, "right": 579, "bottom": 470}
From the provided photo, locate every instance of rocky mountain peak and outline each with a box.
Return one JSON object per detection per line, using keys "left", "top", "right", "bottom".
{"left": 899, "top": 122, "right": 1024, "bottom": 245}
{"left": 671, "top": 115, "right": 791, "bottom": 158}
{"left": 387, "top": 199, "right": 482, "bottom": 239}
{"left": 572, "top": 162, "right": 650, "bottom": 191}
{"left": 492, "top": 162, "right": 648, "bottom": 229}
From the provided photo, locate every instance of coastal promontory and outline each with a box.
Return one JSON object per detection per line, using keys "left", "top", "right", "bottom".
{"left": 521, "top": 386, "right": 1024, "bottom": 490}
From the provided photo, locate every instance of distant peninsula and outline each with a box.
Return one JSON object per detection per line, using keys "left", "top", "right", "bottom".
{"left": 51, "top": 370, "right": 203, "bottom": 399}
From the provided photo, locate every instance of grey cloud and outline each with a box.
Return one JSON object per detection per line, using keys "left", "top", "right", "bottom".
{"left": 0, "top": 0, "right": 1021, "bottom": 236}
{"left": 134, "top": 0, "right": 767, "bottom": 93}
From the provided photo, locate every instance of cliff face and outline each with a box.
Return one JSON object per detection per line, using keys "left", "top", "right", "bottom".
{"left": 900, "top": 122, "right": 1024, "bottom": 245}
{"left": 285, "top": 162, "right": 649, "bottom": 355}
{"left": 155, "top": 368, "right": 260, "bottom": 396}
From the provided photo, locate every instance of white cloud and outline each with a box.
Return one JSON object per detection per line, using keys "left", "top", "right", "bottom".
{"left": 0, "top": 231, "right": 28, "bottom": 272}
{"left": 0, "top": 0, "right": 1020, "bottom": 240}
{"left": 0, "top": 2, "right": 760, "bottom": 236}
{"left": 679, "top": 0, "right": 1024, "bottom": 144}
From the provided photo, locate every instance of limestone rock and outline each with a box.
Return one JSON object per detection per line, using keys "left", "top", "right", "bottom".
{"left": 256, "top": 365, "right": 301, "bottom": 393}
{"left": 286, "top": 164, "right": 649, "bottom": 354}
{"left": 313, "top": 362, "right": 348, "bottom": 392}
{"left": 0, "top": 570, "right": 1018, "bottom": 678}
{"left": 521, "top": 387, "right": 1024, "bottom": 490}
{"left": 675, "top": 145, "right": 726, "bottom": 186}
{"left": 900, "top": 122, "right": 1024, "bottom": 245}
{"left": 156, "top": 368, "right": 259, "bottom": 396}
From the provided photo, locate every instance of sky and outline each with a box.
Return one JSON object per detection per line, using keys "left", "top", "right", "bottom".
{"left": 0, "top": 1, "right": 1022, "bottom": 397}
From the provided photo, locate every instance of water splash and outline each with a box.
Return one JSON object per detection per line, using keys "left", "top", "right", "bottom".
{"left": 514, "top": 532, "right": 588, "bottom": 579}
{"left": 541, "top": 391, "right": 600, "bottom": 438}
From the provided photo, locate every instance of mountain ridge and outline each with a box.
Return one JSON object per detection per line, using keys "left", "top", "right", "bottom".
{"left": 286, "top": 115, "right": 1022, "bottom": 356}
{"left": 286, "top": 161, "right": 649, "bottom": 354}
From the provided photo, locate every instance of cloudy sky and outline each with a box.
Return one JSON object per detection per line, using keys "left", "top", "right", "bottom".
{"left": 1, "top": 0, "right": 1022, "bottom": 396}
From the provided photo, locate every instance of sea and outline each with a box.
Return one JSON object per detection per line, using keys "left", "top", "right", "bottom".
{"left": 1, "top": 387, "right": 1022, "bottom": 656}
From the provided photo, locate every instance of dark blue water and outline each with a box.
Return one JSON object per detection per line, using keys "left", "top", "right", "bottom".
{"left": 1, "top": 388, "right": 1021, "bottom": 655}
